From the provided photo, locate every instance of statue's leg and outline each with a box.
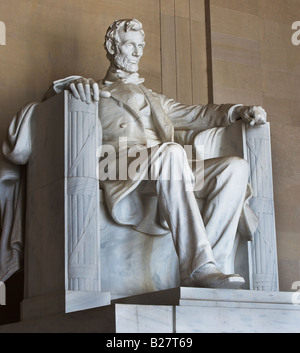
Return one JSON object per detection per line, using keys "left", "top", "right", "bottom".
{"left": 195, "top": 156, "right": 249, "bottom": 273}
{"left": 150, "top": 143, "right": 215, "bottom": 281}
{"left": 151, "top": 144, "right": 246, "bottom": 288}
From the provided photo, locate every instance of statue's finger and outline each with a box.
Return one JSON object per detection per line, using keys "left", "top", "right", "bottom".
{"left": 85, "top": 84, "right": 91, "bottom": 104}
{"left": 100, "top": 91, "right": 111, "bottom": 98}
{"left": 77, "top": 83, "right": 86, "bottom": 102}
{"left": 92, "top": 82, "right": 100, "bottom": 101}
{"left": 70, "top": 83, "right": 80, "bottom": 100}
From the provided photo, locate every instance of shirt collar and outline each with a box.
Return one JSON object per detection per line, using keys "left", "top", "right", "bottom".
{"left": 103, "top": 67, "right": 145, "bottom": 86}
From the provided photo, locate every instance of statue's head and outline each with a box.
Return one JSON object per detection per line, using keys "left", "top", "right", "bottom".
{"left": 104, "top": 18, "right": 145, "bottom": 73}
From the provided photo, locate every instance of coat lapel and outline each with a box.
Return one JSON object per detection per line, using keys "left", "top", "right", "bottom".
{"left": 101, "top": 80, "right": 142, "bottom": 120}
{"left": 139, "top": 85, "right": 174, "bottom": 142}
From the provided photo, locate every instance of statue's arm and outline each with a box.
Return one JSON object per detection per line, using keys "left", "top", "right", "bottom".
{"left": 152, "top": 92, "right": 266, "bottom": 132}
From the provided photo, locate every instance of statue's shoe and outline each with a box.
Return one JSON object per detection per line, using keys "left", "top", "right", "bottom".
{"left": 181, "top": 273, "right": 245, "bottom": 289}
{"left": 181, "top": 264, "right": 245, "bottom": 289}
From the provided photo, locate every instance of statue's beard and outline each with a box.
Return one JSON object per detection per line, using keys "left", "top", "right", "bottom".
{"left": 113, "top": 53, "right": 139, "bottom": 73}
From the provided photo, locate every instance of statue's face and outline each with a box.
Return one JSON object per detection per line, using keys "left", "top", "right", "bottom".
{"left": 113, "top": 29, "right": 145, "bottom": 73}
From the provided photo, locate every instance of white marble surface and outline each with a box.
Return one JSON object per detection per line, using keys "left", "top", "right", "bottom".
{"left": 179, "top": 286, "right": 295, "bottom": 304}
{"left": 65, "top": 93, "right": 102, "bottom": 293}
{"left": 66, "top": 290, "right": 111, "bottom": 314}
{"left": 176, "top": 305, "right": 300, "bottom": 333}
{"left": 113, "top": 287, "right": 300, "bottom": 333}
{"left": 100, "top": 189, "right": 180, "bottom": 297}
{"left": 115, "top": 304, "right": 174, "bottom": 333}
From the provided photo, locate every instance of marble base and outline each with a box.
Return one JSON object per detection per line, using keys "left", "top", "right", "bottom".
{"left": 0, "top": 288, "right": 299, "bottom": 333}
{"left": 113, "top": 287, "right": 300, "bottom": 333}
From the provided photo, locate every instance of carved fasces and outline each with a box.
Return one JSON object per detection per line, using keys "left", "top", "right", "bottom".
{"left": 65, "top": 93, "right": 101, "bottom": 292}
{"left": 244, "top": 123, "right": 279, "bottom": 291}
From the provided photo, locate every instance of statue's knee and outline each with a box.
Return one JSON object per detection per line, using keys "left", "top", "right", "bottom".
{"left": 161, "top": 144, "right": 188, "bottom": 164}
{"left": 157, "top": 144, "right": 193, "bottom": 182}
{"left": 164, "top": 144, "right": 186, "bottom": 156}
{"left": 227, "top": 156, "right": 249, "bottom": 181}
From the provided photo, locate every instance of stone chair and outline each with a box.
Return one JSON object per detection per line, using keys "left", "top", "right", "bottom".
{"left": 0, "top": 91, "right": 279, "bottom": 320}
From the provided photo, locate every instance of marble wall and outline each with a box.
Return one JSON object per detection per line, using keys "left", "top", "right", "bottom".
{"left": 0, "top": 1, "right": 299, "bottom": 325}
{"left": 160, "top": 0, "right": 209, "bottom": 104}
{"left": 209, "top": 0, "right": 300, "bottom": 291}
{"left": 0, "top": 0, "right": 161, "bottom": 128}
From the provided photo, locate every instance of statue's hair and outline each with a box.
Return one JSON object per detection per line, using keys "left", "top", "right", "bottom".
{"left": 104, "top": 18, "right": 145, "bottom": 59}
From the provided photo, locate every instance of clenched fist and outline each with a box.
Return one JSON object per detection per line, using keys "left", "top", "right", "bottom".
{"left": 232, "top": 105, "right": 267, "bottom": 126}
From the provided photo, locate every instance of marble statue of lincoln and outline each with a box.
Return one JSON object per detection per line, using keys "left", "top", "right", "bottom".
{"left": 49, "top": 18, "right": 267, "bottom": 289}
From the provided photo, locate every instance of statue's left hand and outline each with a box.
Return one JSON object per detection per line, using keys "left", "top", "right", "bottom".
{"left": 234, "top": 106, "right": 267, "bottom": 126}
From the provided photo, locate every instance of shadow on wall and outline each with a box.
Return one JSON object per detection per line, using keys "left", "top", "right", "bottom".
{"left": 0, "top": 271, "right": 23, "bottom": 325}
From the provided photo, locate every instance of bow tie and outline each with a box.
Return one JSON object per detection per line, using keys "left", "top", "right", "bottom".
{"left": 116, "top": 70, "right": 145, "bottom": 85}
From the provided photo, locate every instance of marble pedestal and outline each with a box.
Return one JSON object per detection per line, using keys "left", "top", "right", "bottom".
{"left": 114, "top": 287, "right": 300, "bottom": 333}
{"left": 0, "top": 287, "right": 299, "bottom": 333}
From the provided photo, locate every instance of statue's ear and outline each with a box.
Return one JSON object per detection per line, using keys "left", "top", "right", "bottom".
{"left": 106, "top": 39, "right": 115, "bottom": 56}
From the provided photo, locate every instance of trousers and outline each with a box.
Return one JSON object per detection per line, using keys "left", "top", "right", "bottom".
{"left": 150, "top": 143, "right": 249, "bottom": 280}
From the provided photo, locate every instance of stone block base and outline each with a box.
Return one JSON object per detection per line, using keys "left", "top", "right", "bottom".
{"left": 0, "top": 288, "right": 299, "bottom": 333}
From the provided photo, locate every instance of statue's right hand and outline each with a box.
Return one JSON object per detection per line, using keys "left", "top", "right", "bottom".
{"left": 66, "top": 77, "right": 110, "bottom": 104}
